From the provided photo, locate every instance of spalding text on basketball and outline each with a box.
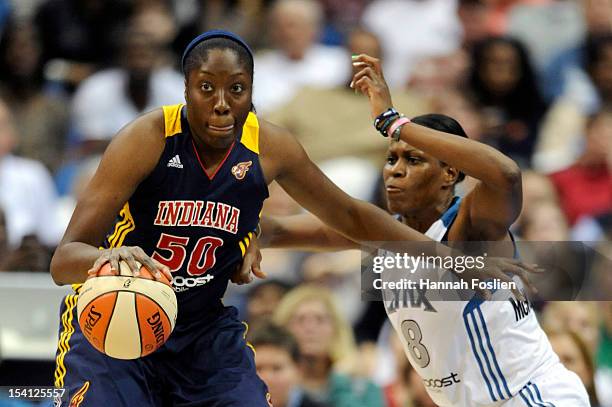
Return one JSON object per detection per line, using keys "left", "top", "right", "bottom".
{"left": 83, "top": 306, "right": 102, "bottom": 336}
{"left": 147, "top": 311, "right": 165, "bottom": 347}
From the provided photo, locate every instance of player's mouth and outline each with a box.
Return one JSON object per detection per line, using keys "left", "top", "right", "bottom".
{"left": 207, "top": 124, "right": 234, "bottom": 134}
{"left": 385, "top": 185, "right": 403, "bottom": 194}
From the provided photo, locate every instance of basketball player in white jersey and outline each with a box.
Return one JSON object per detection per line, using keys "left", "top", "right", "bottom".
{"left": 246, "top": 55, "right": 590, "bottom": 406}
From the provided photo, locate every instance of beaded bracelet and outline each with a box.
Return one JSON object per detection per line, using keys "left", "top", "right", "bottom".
{"left": 374, "top": 108, "right": 400, "bottom": 137}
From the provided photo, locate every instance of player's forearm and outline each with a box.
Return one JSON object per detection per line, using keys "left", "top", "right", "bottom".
{"left": 260, "top": 214, "right": 357, "bottom": 251}
{"left": 50, "top": 242, "right": 101, "bottom": 285}
{"left": 349, "top": 200, "right": 460, "bottom": 258}
{"left": 399, "top": 123, "right": 521, "bottom": 190}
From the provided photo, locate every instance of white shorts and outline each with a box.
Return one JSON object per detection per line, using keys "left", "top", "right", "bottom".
{"left": 502, "top": 362, "right": 590, "bottom": 407}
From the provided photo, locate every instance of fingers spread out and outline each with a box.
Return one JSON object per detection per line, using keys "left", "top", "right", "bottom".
{"left": 351, "top": 54, "right": 383, "bottom": 76}
{"left": 353, "top": 76, "right": 375, "bottom": 96}
{"left": 124, "top": 253, "right": 140, "bottom": 277}
{"left": 88, "top": 252, "right": 111, "bottom": 276}
{"left": 108, "top": 250, "right": 120, "bottom": 275}
{"left": 89, "top": 246, "right": 173, "bottom": 284}
{"left": 487, "top": 267, "right": 526, "bottom": 302}
{"left": 151, "top": 258, "right": 173, "bottom": 282}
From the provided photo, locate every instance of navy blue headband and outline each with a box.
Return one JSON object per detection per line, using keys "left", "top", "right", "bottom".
{"left": 181, "top": 30, "right": 254, "bottom": 73}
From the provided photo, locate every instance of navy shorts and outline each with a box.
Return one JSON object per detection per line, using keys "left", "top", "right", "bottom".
{"left": 54, "top": 294, "right": 271, "bottom": 406}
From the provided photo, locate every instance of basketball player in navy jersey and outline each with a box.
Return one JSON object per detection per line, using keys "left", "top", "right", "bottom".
{"left": 50, "top": 31, "right": 539, "bottom": 406}
{"left": 256, "top": 55, "right": 590, "bottom": 406}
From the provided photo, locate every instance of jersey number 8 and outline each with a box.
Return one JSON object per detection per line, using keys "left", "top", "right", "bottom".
{"left": 401, "top": 319, "right": 431, "bottom": 368}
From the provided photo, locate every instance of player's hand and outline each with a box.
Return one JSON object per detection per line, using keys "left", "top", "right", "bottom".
{"left": 231, "top": 236, "right": 267, "bottom": 285}
{"left": 458, "top": 257, "right": 544, "bottom": 302}
{"left": 87, "top": 246, "right": 173, "bottom": 284}
{"left": 350, "top": 54, "right": 393, "bottom": 119}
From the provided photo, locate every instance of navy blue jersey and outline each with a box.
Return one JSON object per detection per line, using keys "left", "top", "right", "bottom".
{"left": 102, "top": 104, "right": 268, "bottom": 323}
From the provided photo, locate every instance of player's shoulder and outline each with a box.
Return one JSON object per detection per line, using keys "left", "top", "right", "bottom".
{"left": 258, "top": 118, "right": 299, "bottom": 148}
{"left": 119, "top": 108, "right": 165, "bottom": 140}
{"left": 257, "top": 118, "right": 308, "bottom": 178}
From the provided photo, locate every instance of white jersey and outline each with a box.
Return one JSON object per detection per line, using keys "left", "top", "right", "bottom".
{"left": 383, "top": 198, "right": 588, "bottom": 406}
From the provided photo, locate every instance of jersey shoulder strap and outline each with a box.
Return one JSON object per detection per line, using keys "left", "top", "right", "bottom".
{"left": 162, "top": 104, "right": 185, "bottom": 138}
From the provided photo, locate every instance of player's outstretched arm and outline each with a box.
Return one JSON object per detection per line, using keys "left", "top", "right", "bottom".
{"left": 352, "top": 54, "right": 522, "bottom": 238}
{"left": 261, "top": 121, "right": 431, "bottom": 245}
{"left": 50, "top": 110, "right": 172, "bottom": 285}
{"left": 260, "top": 121, "right": 542, "bottom": 300}
{"left": 259, "top": 214, "right": 357, "bottom": 250}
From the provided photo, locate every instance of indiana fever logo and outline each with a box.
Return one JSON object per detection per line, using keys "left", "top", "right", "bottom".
{"left": 231, "top": 161, "right": 252, "bottom": 180}
{"left": 69, "top": 381, "right": 90, "bottom": 407}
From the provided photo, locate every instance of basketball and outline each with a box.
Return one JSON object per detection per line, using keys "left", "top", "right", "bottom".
{"left": 76, "top": 261, "right": 178, "bottom": 360}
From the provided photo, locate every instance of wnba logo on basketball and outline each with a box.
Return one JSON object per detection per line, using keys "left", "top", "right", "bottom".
{"left": 83, "top": 306, "right": 102, "bottom": 336}
{"left": 147, "top": 311, "right": 166, "bottom": 347}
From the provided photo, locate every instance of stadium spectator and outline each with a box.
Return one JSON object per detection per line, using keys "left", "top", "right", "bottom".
{"left": 0, "top": 16, "right": 69, "bottom": 173}
{"left": 267, "top": 28, "right": 429, "bottom": 164}
{"left": 535, "top": 34, "right": 612, "bottom": 172}
{"left": 483, "top": 0, "right": 553, "bottom": 36}
{"left": 458, "top": 0, "right": 491, "bottom": 50}
{"left": 518, "top": 201, "right": 570, "bottom": 241}
{"left": 251, "top": 322, "right": 330, "bottom": 407}
{"left": 274, "top": 285, "right": 385, "bottom": 406}
{"left": 300, "top": 251, "right": 364, "bottom": 324}
{"left": 595, "top": 301, "right": 612, "bottom": 407}
{"left": 318, "top": 0, "right": 370, "bottom": 45}
{"left": 0, "top": 97, "right": 61, "bottom": 249}
{"left": 543, "top": 0, "right": 612, "bottom": 102}
{"left": 253, "top": 0, "right": 349, "bottom": 113}
{"left": 469, "top": 36, "right": 548, "bottom": 166}
{"left": 542, "top": 302, "right": 601, "bottom": 355}
{"left": 173, "top": 0, "right": 269, "bottom": 53}
{"left": 246, "top": 279, "right": 293, "bottom": 329}
{"left": 505, "top": 0, "right": 584, "bottom": 73}
{"left": 33, "top": 0, "right": 134, "bottom": 90}
{"left": 361, "top": 0, "right": 461, "bottom": 88}
{"left": 549, "top": 110, "right": 612, "bottom": 225}
{"left": 0, "top": 234, "right": 52, "bottom": 272}
{"left": 130, "top": 1, "right": 179, "bottom": 69}
{"left": 70, "top": 27, "right": 183, "bottom": 154}
{"left": 547, "top": 328, "right": 602, "bottom": 406}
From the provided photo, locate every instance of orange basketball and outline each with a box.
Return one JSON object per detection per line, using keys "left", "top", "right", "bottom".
{"left": 76, "top": 261, "right": 178, "bottom": 359}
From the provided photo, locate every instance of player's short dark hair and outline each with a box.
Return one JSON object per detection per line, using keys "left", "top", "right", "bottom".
{"left": 183, "top": 37, "right": 254, "bottom": 81}
{"left": 249, "top": 322, "right": 300, "bottom": 363}
{"left": 411, "top": 113, "right": 468, "bottom": 184}
{"left": 246, "top": 279, "right": 293, "bottom": 300}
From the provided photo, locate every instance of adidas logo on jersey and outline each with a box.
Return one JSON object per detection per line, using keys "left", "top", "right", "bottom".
{"left": 167, "top": 155, "right": 183, "bottom": 169}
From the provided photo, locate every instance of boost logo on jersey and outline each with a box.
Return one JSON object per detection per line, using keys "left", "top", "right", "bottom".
{"left": 171, "top": 274, "right": 215, "bottom": 292}
{"left": 423, "top": 373, "right": 461, "bottom": 389}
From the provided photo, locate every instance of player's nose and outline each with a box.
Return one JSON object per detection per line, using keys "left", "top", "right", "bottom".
{"left": 213, "top": 90, "right": 230, "bottom": 115}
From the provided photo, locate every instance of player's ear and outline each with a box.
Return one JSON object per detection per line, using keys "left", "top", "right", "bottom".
{"left": 442, "top": 164, "right": 459, "bottom": 188}
{"left": 184, "top": 78, "right": 188, "bottom": 101}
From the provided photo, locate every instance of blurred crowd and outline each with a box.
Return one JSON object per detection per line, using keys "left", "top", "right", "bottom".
{"left": 0, "top": 0, "right": 610, "bottom": 406}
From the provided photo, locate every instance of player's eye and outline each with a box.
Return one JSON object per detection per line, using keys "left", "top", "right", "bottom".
{"left": 407, "top": 157, "right": 421, "bottom": 165}
{"left": 386, "top": 155, "right": 397, "bottom": 165}
{"left": 201, "top": 82, "right": 213, "bottom": 92}
{"left": 231, "top": 83, "right": 244, "bottom": 93}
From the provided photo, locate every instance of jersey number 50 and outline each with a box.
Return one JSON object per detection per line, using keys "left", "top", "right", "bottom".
{"left": 151, "top": 233, "right": 223, "bottom": 276}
